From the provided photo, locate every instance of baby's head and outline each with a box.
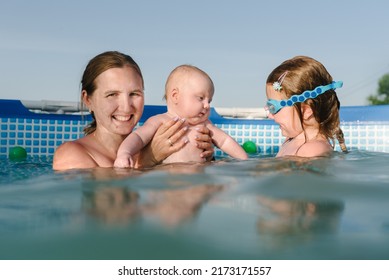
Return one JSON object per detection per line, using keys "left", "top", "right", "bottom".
{"left": 164, "top": 64, "right": 214, "bottom": 99}
{"left": 164, "top": 65, "right": 214, "bottom": 124}
{"left": 266, "top": 56, "right": 342, "bottom": 143}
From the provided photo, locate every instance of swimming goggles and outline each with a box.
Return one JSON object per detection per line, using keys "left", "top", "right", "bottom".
{"left": 265, "top": 81, "right": 343, "bottom": 115}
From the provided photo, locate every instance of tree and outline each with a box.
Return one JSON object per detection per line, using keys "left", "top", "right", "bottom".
{"left": 367, "top": 73, "right": 389, "bottom": 105}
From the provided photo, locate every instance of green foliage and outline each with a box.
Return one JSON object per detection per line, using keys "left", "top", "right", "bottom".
{"left": 378, "top": 73, "right": 389, "bottom": 95}
{"left": 367, "top": 73, "right": 389, "bottom": 105}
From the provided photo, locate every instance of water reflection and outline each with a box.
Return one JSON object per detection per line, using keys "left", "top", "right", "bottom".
{"left": 83, "top": 184, "right": 223, "bottom": 227}
{"left": 256, "top": 196, "right": 344, "bottom": 235}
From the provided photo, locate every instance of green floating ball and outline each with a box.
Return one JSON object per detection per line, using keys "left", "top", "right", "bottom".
{"left": 9, "top": 146, "right": 28, "bottom": 161}
{"left": 242, "top": 141, "right": 257, "bottom": 154}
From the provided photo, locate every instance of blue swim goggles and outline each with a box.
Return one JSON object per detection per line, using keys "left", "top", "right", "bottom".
{"left": 265, "top": 81, "right": 343, "bottom": 115}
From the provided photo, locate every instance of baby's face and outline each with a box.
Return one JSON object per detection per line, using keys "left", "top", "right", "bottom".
{"left": 176, "top": 73, "right": 214, "bottom": 125}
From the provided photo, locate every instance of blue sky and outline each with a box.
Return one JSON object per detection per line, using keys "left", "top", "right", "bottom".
{"left": 1, "top": 0, "right": 389, "bottom": 108}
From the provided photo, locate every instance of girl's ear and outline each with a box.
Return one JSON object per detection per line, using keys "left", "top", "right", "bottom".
{"left": 301, "top": 103, "right": 313, "bottom": 120}
{"left": 171, "top": 88, "right": 180, "bottom": 104}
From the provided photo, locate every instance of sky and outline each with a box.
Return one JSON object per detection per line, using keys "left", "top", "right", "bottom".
{"left": 1, "top": 0, "right": 389, "bottom": 109}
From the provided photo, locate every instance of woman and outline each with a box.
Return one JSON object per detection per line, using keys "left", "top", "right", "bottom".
{"left": 53, "top": 51, "right": 213, "bottom": 170}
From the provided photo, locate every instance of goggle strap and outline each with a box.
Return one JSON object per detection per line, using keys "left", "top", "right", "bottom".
{"left": 280, "top": 81, "right": 343, "bottom": 107}
{"left": 266, "top": 81, "right": 343, "bottom": 114}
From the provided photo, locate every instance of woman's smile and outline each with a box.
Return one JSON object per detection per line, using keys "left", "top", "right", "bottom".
{"left": 113, "top": 114, "right": 134, "bottom": 122}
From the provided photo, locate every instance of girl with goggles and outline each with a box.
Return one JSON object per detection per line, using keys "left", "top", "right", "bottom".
{"left": 265, "top": 56, "right": 347, "bottom": 157}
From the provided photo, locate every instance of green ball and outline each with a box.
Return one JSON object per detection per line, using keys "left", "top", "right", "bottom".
{"left": 9, "top": 146, "right": 28, "bottom": 161}
{"left": 242, "top": 141, "right": 257, "bottom": 154}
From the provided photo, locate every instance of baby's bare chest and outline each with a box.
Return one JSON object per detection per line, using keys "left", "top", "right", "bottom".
{"left": 163, "top": 125, "right": 206, "bottom": 163}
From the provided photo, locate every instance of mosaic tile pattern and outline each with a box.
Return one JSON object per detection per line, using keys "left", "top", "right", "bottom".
{"left": 340, "top": 123, "right": 389, "bottom": 153}
{"left": 1, "top": 117, "right": 89, "bottom": 157}
{"left": 1, "top": 116, "right": 389, "bottom": 158}
{"left": 215, "top": 123, "right": 284, "bottom": 156}
{"left": 215, "top": 122, "right": 389, "bottom": 156}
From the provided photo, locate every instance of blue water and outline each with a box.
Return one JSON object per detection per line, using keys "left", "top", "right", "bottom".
{"left": 0, "top": 151, "right": 389, "bottom": 260}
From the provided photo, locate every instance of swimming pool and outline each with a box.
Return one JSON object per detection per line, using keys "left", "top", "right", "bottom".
{"left": 1, "top": 99, "right": 389, "bottom": 259}
{"left": 1, "top": 151, "right": 389, "bottom": 260}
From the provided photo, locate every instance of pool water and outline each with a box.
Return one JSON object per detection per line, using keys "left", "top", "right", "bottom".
{"left": 0, "top": 151, "right": 389, "bottom": 260}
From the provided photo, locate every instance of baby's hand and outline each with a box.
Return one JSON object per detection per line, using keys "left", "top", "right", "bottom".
{"left": 114, "top": 156, "right": 134, "bottom": 168}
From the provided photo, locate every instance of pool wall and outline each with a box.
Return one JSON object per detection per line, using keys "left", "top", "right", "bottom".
{"left": 1, "top": 99, "right": 389, "bottom": 158}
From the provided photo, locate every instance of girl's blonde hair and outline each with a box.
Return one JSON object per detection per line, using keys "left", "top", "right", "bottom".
{"left": 267, "top": 56, "right": 347, "bottom": 152}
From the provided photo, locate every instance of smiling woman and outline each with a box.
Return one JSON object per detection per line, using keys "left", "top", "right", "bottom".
{"left": 52, "top": 51, "right": 214, "bottom": 170}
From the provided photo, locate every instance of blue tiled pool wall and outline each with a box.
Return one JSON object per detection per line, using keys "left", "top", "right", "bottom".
{"left": 1, "top": 100, "right": 389, "bottom": 158}
{"left": 1, "top": 117, "right": 89, "bottom": 157}
{"left": 1, "top": 118, "right": 389, "bottom": 158}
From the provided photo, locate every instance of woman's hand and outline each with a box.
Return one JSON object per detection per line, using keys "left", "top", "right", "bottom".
{"left": 136, "top": 117, "right": 214, "bottom": 168}
{"left": 136, "top": 117, "right": 188, "bottom": 168}
{"left": 194, "top": 125, "right": 214, "bottom": 161}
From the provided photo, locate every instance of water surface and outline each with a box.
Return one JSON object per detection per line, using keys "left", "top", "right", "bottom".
{"left": 0, "top": 151, "right": 388, "bottom": 259}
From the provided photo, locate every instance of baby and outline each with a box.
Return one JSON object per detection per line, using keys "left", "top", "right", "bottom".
{"left": 114, "top": 64, "right": 247, "bottom": 168}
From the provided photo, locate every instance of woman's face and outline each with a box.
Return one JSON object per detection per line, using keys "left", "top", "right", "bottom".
{"left": 265, "top": 84, "right": 303, "bottom": 138}
{"left": 84, "top": 66, "right": 144, "bottom": 136}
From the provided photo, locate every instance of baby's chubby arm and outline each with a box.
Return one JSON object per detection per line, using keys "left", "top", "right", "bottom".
{"left": 206, "top": 121, "right": 248, "bottom": 160}
{"left": 114, "top": 115, "right": 164, "bottom": 168}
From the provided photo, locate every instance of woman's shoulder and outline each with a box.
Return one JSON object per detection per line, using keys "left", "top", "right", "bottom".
{"left": 55, "top": 140, "right": 87, "bottom": 154}
{"left": 53, "top": 138, "right": 98, "bottom": 170}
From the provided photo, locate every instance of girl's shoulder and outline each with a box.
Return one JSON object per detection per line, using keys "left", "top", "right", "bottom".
{"left": 296, "top": 139, "right": 333, "bottom": 157}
